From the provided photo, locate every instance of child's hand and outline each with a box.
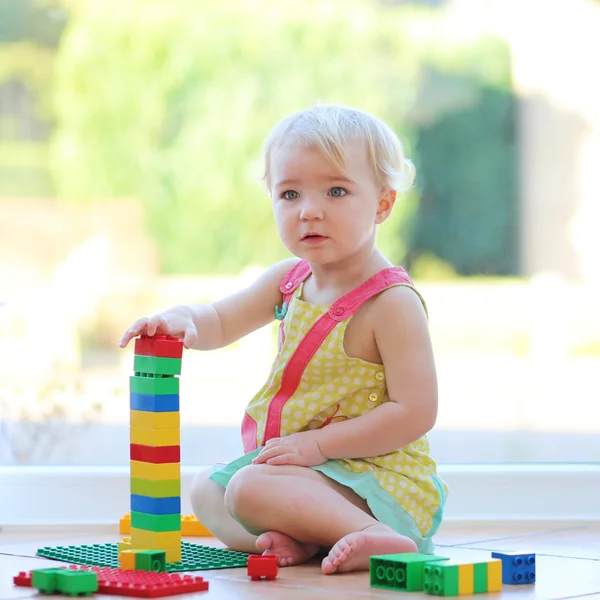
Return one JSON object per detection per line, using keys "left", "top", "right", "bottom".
{"left": 118, "top": 306, "right": 198, "bottom": 349}
{"left": 252, "top": 431, "right": 328, "bottom": 467}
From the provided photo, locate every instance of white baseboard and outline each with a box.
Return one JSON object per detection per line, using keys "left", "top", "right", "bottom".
{"left": 1, "top": 464, "right": 599, "bottom": 527}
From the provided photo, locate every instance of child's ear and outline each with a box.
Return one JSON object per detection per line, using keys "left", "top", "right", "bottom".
{"left": 375, "top": 189, "right": 396, "bottom": 224}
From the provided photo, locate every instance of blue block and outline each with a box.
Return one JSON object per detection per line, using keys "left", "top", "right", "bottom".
{"left": 130, "top": 494, "right": 181, "bottom": 515}
{"left": 491, "top": 551, "right": 536, "bottom": 584}
{"left": 130, "top": 393, "right": 179, "bottom": 412}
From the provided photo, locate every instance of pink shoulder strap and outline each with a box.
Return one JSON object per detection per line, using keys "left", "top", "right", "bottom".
{"left": 261, "top": 265, "right": 414, "bottom": 445}
{"left": 279, "top": 260, "right": 312, "bottom": 305}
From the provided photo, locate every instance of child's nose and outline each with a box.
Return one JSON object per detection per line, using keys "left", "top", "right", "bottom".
{"left": 299, "top": 197, "right": 323, "bottom": 220}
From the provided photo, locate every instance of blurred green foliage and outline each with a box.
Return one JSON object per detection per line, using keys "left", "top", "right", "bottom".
{"left": 408, "top": 38, "right": 518, "bottom": 275}
{"left": 1, "top": 0, "right": 517, "bottom": 276}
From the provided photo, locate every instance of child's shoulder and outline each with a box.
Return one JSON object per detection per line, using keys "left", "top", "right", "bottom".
{"left": 369, "top": 279, "right": 428, "bottom": 324}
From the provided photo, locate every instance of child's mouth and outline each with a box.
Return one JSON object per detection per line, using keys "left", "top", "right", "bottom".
{"left": 302, "top": 234, "right": 327, "bottom": 244}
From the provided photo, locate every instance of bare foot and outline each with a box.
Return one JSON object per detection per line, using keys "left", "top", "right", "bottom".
{"left": 321, "top": 524, "right": 418, "bottom": 575}
{"left": 256, "top": 531, "right": 320, "bottom": 567}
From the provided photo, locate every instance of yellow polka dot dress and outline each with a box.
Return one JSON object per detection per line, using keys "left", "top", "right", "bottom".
{"left": 210, "top": 261, "right": 447, "bottom": 552}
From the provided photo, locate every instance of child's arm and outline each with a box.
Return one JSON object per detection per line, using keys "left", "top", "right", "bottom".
{"left": 254, "top": 285, "right": 437, "bottom": 465}
{"left": 119, "top": 257, "right": 300, "bottom": 350}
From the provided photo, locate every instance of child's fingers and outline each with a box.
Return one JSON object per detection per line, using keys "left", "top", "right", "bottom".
{"left": 118, "top": 317, "right": 149, "bottom": 347}
{"left": 146, "top": 315, "right": 168, "bottom": 337}
{"left": 252, "top": 445, "right": 285, "bottom": 464}
{"left": 266, "top": 453, "right": 301, "bottom": 466}
{"left": 182, "top": 326, "right": 198, "bottom": 349}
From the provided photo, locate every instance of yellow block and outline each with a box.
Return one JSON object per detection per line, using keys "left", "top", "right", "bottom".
{"left": 119, "top": 550, "right": 140, "bottom": 571}
{"left": 130, "top": 427, "right": 180, "bottom": 447}
{"left": 130, "top": 544, "right": 181, "bottom": 563}
{"left": 487, "top": 559, "right": 502, "bottom": 592}
{"left": 130, "top": 460, "right": 180, "bottom": 481}
{"left": 120, "top": 514, "right": 131, "bottom": 534}
{"left": 458, "top": 563, "right": 474, "bottom": 595}
{"left": 130, "top": 410, "right": 180, "bottom": 430}
{"left": 118, "top": 540, "right": 131, "bottom": 552}
{"left": 131, "top": 527, "right": 182, "bottom": 550}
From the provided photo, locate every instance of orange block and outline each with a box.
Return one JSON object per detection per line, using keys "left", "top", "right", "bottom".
{"left": 182, "top": 515, "right": 212, "bottom": 537}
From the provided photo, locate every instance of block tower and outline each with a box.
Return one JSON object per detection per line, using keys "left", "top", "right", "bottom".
{"left": 128, "top": 334, "right": 184, "bottom": 563}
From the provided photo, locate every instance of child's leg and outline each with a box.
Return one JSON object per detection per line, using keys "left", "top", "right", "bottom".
{"left": 224, "top": 464, "right": 417, "bottom": 574}
{"left": 189, "top": 467, "right": 259, "bottom": 554}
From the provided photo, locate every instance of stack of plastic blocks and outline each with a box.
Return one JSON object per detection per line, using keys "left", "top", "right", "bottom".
{"left": 370, "top": 553, "right": 503, "bottom": 596}
{"left": 128, "top": 335, "right": 184, "bottom": 563}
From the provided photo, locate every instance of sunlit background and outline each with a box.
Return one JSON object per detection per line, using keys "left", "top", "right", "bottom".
{"left": 1, "top": 0, "right": 599, "bottom": 466}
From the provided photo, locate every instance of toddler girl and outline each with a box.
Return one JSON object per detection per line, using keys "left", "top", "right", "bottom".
{"left": 120, "top": 104, "right": 447, "bottom": 574}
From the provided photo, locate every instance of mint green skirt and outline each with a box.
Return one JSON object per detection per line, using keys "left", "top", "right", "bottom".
{"left": 209, "top": 449, "right": 444, "bottom": 554}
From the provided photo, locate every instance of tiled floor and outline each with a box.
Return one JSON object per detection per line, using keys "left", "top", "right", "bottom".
{"left": 1, "top": 521, "right": 599, "bottom": 599}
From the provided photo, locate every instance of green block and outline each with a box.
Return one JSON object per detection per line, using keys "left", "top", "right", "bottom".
{"left": 135, "top": 550, "right": 167, "bottom": 572}
{"left": 31, "top": 569, "right": 62, "bottom": 593}
{"left": 56, "top": 570, "right": 98, "bottom": 596}
{"left": 134, "top": 355, "right": 182, "bottom": 376}
{"left": 131, "top": 477, "right": 181, "bottom": 498}
{"left": 130, "top": 375, "right": 179, "bottom": 396}
{"left": 131, "top": 511, "right": 181, "bottom": 532}
{"left": 424, "top": 562, "right": 459, "bottom": 596}
{"left": 473, "top": 561, "right": 488, "bottom": 593}
{"left": 370, "top": 553, "right": 449, "bottom": 592}
{"left": 37, "top": 541, "right": 250, "bottom": 571}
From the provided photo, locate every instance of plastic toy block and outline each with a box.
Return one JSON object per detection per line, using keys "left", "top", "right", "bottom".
{"left": 247, "top": 554, "right": 278, "bottom": 580}
{"left": 31, "top": 568, "right": 63, "bottom": 593}
{"left": 131, "top": 428, "right": 180, "bottom": 447}
{"left": 131, "top": 459, "right": 180, "bottom": 480}
{"left": 120, "top": 550, "right": 139, "bottom": 570}
{"left": 15, "top": 566, "right": 209, "bottom": 597}
{"left": 131, "top": 478, "right": 181, "bottom": 498}
{"left": 423, "top": 559, "right": 501, "bottom": 596}
{"left": 181, "top": 515, "right": 212, "bottom": 536}
{"left": 134, "top": 355, "right": 182, "bottom": 376}
{"left": 370, "top": 553, "right": 449, "bottom": 591}
{"left": 491, "top": 551, "right": 536, "bottom": 584}
{"left": 130, "top": 410, "right": 180, "bottom": 430}
{"left": 131, "top": 511, "right": 181, "bottom": 532}
{"left": 458, "top": 563, "right": 474, "bottom": 595}
{"left": 56, "top": 569, "right": 99, "bottom": 596}
{"left": 13, "top": 571, "right": 32, "bottom": 587}
{"left": 37, "top": 542, "right": 249, "bottom": 571}
{"left": 130, "top": 375, "right": 179, "bottom": 396}
{"left": 135, "top": 335, "right": 184, "bottom": 359}
{"left": 130, "top": 444, "right": 180, "bottom": 464}
{"left": 473, "top": 561, "right": 488, "bottom": 593}
{"left": 121, "top": 513, "right": 211, "bottom": 536}
{"left": 131, "top": 528, "right": 181, "bottom": 549}
{"left": 424, "top": 561, "right": 458, "bottom": 596}
{"left": 31, "top": 568, "right": 98, "bottom": 596}
{"left": 487, "top": 559, "right": 502, "bottom": 592}
{"left": 135, "top": 550, "right": 167, "bottom": 573}
{"left": 130, "top": 393, "right": 179, "bottom": 413}
{"left": 131, "top": 493, "right": 181, "bottom": 515}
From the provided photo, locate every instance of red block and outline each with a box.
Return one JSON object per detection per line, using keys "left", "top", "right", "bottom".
{"left": 13, "top": 572, "right": 32, "bottom": 587}
{"left": 247, "top": 554, "right": 278, "bottom": 581}
{"left": 130, "top": 444, "right": 181, "bottom": 464}
{"left": 14, "top": 567, "right": 209, "bottom": 597}
{"left": 134, "top": 336, "right": 183, "bottom": 359}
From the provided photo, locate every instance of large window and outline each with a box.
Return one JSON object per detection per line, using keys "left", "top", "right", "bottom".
{"left": 1, "top": 0, "right": 599, "bottom": 470}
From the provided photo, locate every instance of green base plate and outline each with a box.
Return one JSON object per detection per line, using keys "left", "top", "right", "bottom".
{"left": 37, "top": 542, "right": 249, "bottom": 572}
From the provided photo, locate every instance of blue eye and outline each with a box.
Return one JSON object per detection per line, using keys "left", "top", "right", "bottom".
{"left": 282, "top": 190, "right": 299, "bottom": 200}
{"left": 329, "top": 187, "right": 347, "bottom": 197}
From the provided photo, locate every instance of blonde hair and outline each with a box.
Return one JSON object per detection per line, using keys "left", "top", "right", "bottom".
{"left": 262, "top": 104, "right": 415, "bottom": 193}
